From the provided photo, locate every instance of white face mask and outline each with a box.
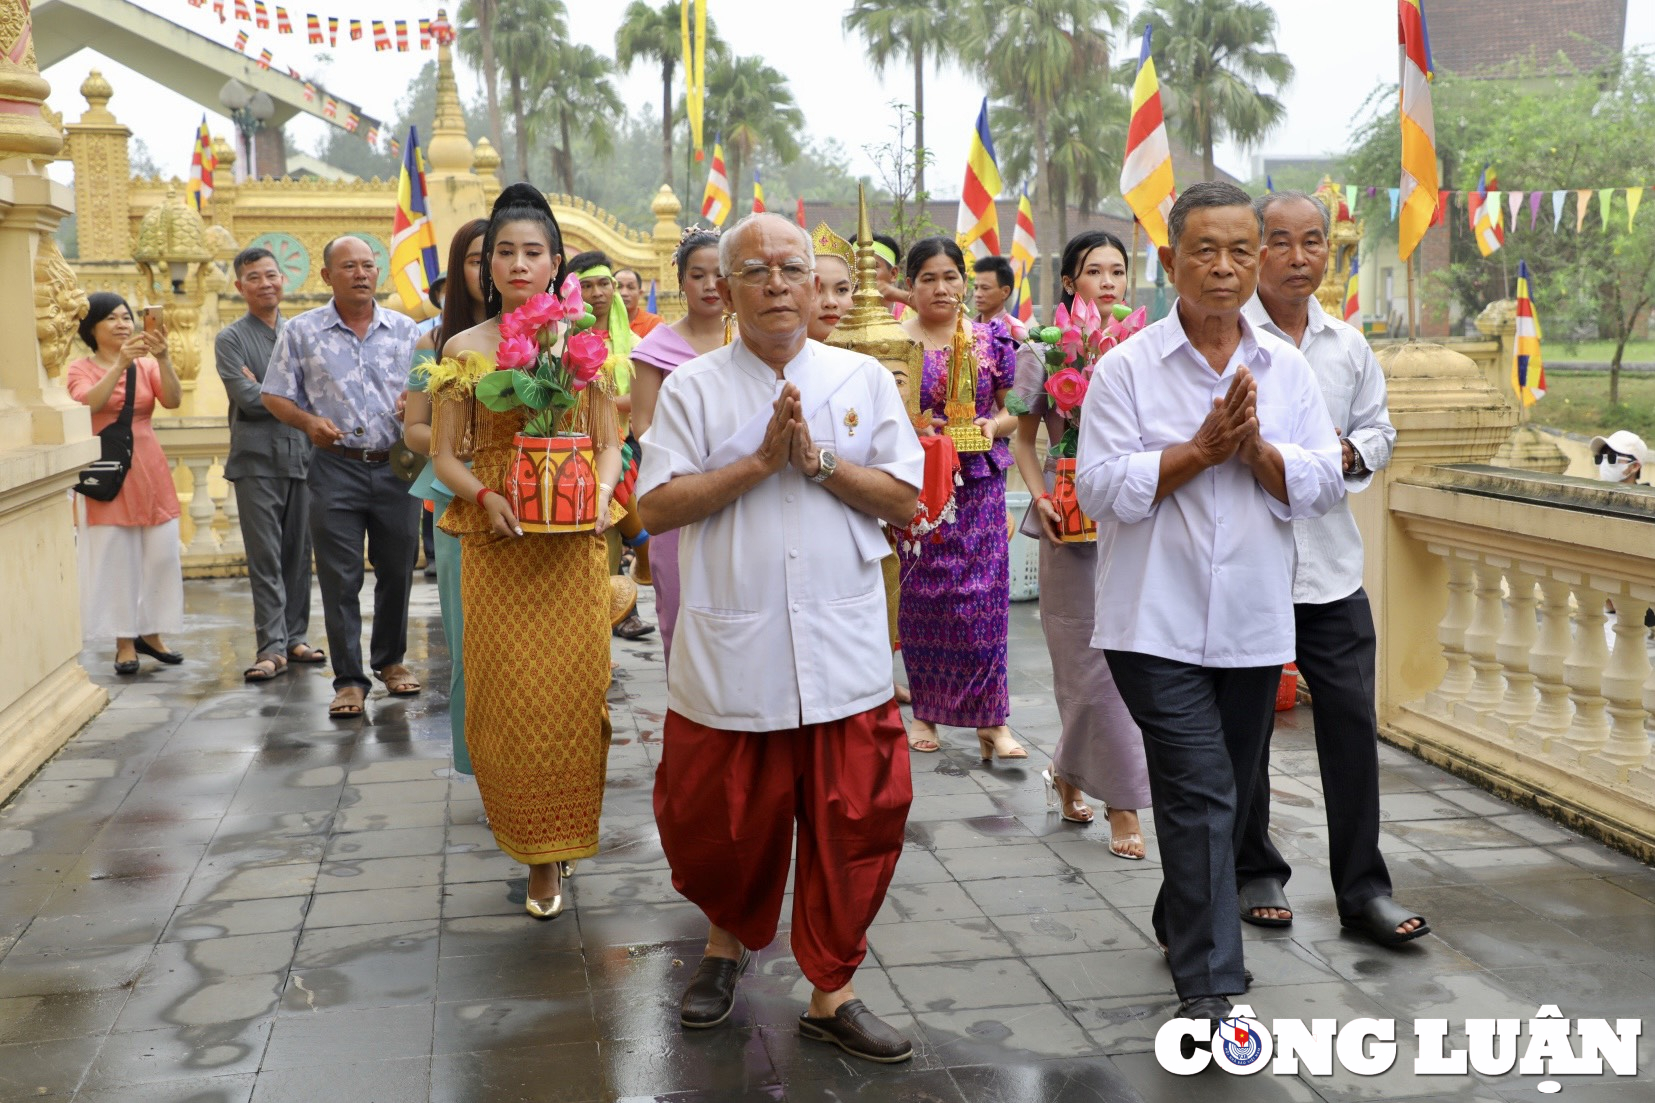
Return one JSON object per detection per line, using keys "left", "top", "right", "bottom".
{"left": 1596, "top": 460, "right": 1633, "bottom": 482}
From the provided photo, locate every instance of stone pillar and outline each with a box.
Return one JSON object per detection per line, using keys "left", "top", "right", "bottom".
{"left": 0, "top": 0, "right": 108, "bottom": 801}
{"left": 1355, "top": 343, "right": 1516, "bottom": 721}
{"left": 650, "top": 184, "right": 682, "bottom": 320}
{"left": 62, "top": 71, "right": 131, "bottom": 263}
{"left": 251, "top": 125, "right": 286, "bottom": 181}
{"left": 423, "top": 40, "right": 486, "bottom": 262}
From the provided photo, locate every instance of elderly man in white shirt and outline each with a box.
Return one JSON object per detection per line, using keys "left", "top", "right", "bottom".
{"left": 637, "top": 213, "right": 924, "bottom": 1064}
{"left": 1075, "top": 182, "right": 1345, "bottom": 1035}
{"left": 1234, "top": 191, "right": 1429, "bottom": 950}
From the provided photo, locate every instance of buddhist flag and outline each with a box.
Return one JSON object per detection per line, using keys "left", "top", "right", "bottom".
{"left": 955, "top": 97, "right": 1003, "bottom": 259}
{"left": 187, "top": 116, "right": 215, "bottom": 211}
{"left": 419, "top": 18, "right": 431, "bottom": 49}
{"left": 233, "top": 29, "right": 248, "bottom": 51}
{"left": 795, "top": 197, "right": 806, "bottom": 228}
{"left": 749, "top": 170, "right": 765, "bottom": 214}
{"left": 395, "top": 20, "right": 409, "bottom": 51}
{"left": 257, "top": 48, "right": 273, "bottom": 70}
{"left": 1397, "top": 0, "right": 1439, "bottom": 261}
{"left": 1009, "top": 186, "right": 1037, "bottom": 324}
{"left": 1471, "top": 166, "right": 1503, "bottom": 257}
{"left": 1343, "top": 254, "right": 1360, "bottom": 322}
{"left": 214, "top": 1, "right": 226, "bottom": 23}
{"left": 391, "top": 126, "right": 442, "bottom": 313}
{"left": 700, "top": 135, "right": 730, "bottom": 226}
{"left": 372, "top": 20, "right": 391, "bottom": 50}
{"left": 306, "top": 13, "right": 320, "bottom": 43}
{"left": 328, "top": 15, "right": 338, "bottom": 45}
{"left": 388, "top": 137, "right": 401, "bottom": 156}
{"left": 234, "top": 0, "right": 249, "bottom": 22}
{"left": 1121, "top": 25, "right": 1176, "bottom": 248}
{"left": 301, "top": 81, "right": 315, "bottom": 103}
{"left": 349, "top": 18, "right": 362, "bottom": 40}
{"left": 254, "top": 0, "right": 268, "bottom": 28}
{"left": 276, "top": 6, "right": 291, "bottom": 34}
{"left": 343, "top": 111, "right": 359, "bottom": 134}
{"left": 1512, "top": 260, "right": 1546, "bottom": 405}
{"left": 322, "top": 97, "right": 337, "bottom": 119}
{"left": 365, "top": 125, "right": 380, "bottom": 145}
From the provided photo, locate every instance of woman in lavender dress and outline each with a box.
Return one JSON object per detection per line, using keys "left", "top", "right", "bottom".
{"left": 1009, "top": 231, "right": 1150, "bottom": 859}
{"left": 896, "top": 237, "right": 1024, "bottom": 761}
{"left": 631, "top": 230, "right": 726, "bottom": 666}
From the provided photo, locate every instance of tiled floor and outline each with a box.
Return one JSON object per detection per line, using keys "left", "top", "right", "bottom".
{"left": 0, "top": 577, "right": 1651, "bottom": 1101}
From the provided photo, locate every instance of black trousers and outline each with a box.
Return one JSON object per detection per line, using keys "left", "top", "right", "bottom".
{"left": 1236, "top": 589, "right": 1392, "bottom": 917}
{"left": 1104, "top": 651, "right": 1279, "bottom": 1001}
{"left": 306, "top": 449, "right": 421, "bottom": 692}
{"left": 232, "top": 474, "right": 311, "bottom": 660}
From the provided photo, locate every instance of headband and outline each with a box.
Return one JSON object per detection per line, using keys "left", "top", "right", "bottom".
{"left": 871, "top": 242, "right": 897, "bottom": 267}
{"left": 578, "top": 264, "right": 614, "bottom": 280}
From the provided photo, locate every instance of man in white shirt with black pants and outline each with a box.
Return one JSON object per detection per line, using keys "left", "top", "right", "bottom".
{"left": 1075, "top": 182, "right": 1345, "bottom": 1035}
{"left": 638, "top": 213, "right": 924, "bottom": 1064}
{"left": 1236, "top": 190, "right": 1428, "bottom": 948}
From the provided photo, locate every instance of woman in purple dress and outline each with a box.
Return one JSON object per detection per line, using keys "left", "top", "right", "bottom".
{"left": 1009, "top": 231, "right": 1151, "bottom": 859}
{"left": 896, "top": 237, "right": 1024, "bottom": 761}
{"left": 631, "top": 229, "right": 726, "bottom": 665}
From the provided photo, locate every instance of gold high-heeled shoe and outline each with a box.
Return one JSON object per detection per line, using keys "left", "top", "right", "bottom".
{"left": 525, "top": 864, "right": 568, "bottom": 920}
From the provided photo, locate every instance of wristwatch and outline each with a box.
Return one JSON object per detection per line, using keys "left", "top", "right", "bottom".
{"left": 811, "top": 449, "right": 839, "bottom": 484}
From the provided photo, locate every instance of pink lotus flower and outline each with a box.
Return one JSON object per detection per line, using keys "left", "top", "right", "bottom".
{"left": 519, "top": 292, "right": 565, "bottom": 329}
{"left": 498, "top": 310, "right": 532, "bottom": 343}
{"left": 559, "top": 273, "right": 584, "bottom": 319}
{"left": 1045, "top": 367, "right": 1089, "bottom": 417}
{"left": 496, "top": 333, "right": 538, "bottom": 371}
{"left": 562, "top": 330, "right": 608, "bottom": 387}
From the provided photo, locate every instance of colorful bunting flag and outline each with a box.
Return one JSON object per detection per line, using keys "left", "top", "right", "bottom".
{"left": 1471, "top": 168, "right": 1503, "bottom": 256}
{"left": 276, "top": 6, "right": 291, "bottom": 34}
{"left": 1397, "top": 0, "right": 1439, "bottom": 260}
{"left": 1121, "top": 25, "right": 1176, "bottom": 248}
{"left": 1552, "top": 190, "right": 1566, "bottom": 231}
{"left": 1388, "top": 187, "right": 1400, "bottom": 221}
{"left": 301, "top": 81, "right": 315, "bottom": 102}
{"left": 1343, "top": 254, "right": 1360, "bottom": 322}
{"left": 234, "top": 0, "right": 249, "bottom": 21}
{"left": 751, "top": 169, "right": 765, "bottom": 214}
{"left": 1507, "top": 190, "right": 1523, "bottom": 230}
{"left": 419, "top": 17, "right": 431, "bottom": 49}
{"left": 700, "top": 135, "right": 730, "bottom": 226}
{"left": 1627, "top": 187, "right": 1642, "bottom": 229}
{"left": 254, "top": 0, "right": 268, "bottom": 29}
{"left": 257, "top": 48, "right": 273, "bottom": 69}
{"left": 372, "top": 20, "right": 390, "bottom": 50}
{"left": 1597, "top": 188, "right": 1614, "bottom": 230}
{"left": 306, "top": 12, "right": 321, "bottom": 43}
{"left": 1430, "top": 188, "right": 1449, "bottom": 228}
{"left": 187, "top": 115, "right": 215, "bottom": 211}
{"left": 390, "top": 126, "right": 441, "bottom": 313}
{"left": 395, "top": 19, "right": 408, "bottom": 51}
{"left": 1344, "top": 183, "right": 1357, "bottom": 215}
{"left": 1513, "top": 260, "right": 1546, "bottom": 406}
{"left": 795, "top": 197, "right": 806, "bottom": 229}
{"left": 322, "top": 96, "right": 337, "bottom": 119}
{"left": 213, "top": 1, "right": 226, "bottom": 23}
{"left": 1010, "top": 186, "right": 1037, "bottom": 325}
{"left": 1575, "top": 189, "right": 1590, "bottom": 232}
{"left": 328, "top": 15, "right": 338, "bottom": 45}
{"left": 233, "top": 29, "right": 248, "bottom": 50}
{"left": 956, "top": 97, "right": 1003, "bottom": 259}
{"left": 1529, "top": 190, "right": 1542, "bottom": 230}
{"left": 365, "top": 125, "right": 380, "bottom": 145}
{"left": 349, "top": 18, "right": 362, "bottom": 40}
{"left": 343, "top": 111, "right": 359, "bottom": 133}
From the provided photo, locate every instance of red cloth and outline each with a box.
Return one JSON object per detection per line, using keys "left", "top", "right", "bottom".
{"left": 893, "top": 433, "right": 960, "bottom": 550}
{"left": 654, "top": 701, "right": 911, "bottom": 992}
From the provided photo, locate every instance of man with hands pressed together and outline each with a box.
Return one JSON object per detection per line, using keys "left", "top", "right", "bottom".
{"left": 1074, "top": 182, "right": 1344, "bottom": 1039}
{"left": 638, "top": 213, "right": 923, "bottom": 1063}
{"left": 261, "top": 235, "right": 421, "bottom": 719}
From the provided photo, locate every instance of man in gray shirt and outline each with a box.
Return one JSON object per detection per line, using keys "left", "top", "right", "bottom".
{"left": 217, "top": 246, "right": 319, "bottom": 681}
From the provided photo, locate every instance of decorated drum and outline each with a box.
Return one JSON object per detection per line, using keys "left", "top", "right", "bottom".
{"left": 1052, "top": 457, "right": 1097, "bottom": 544}
{"left": 507, "top": 432, "right": 598, "bottom": 533}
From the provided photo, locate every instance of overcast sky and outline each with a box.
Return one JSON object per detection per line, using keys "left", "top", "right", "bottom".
{"left": 43, "top": 1, "right": 1655, "bottom": 195}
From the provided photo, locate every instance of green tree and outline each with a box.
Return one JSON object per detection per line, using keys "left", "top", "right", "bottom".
{"left": 458, "top": 0, "right": 567, "bottom": 184}
{"left": 843, "top": 0, "right": 962, "bottom": 203}
{"left": 614, "top": 0, "right": 727, "bottom": 189}
{"left": 1345, "top": 54, "right": 1655, "bottom": 404}
{"left": 456, "top": 0, "right": 503, "bottom": 155}
{"left": 533, "top": 43, "right": 624, "bottom": 196}
{"left": 699, "top": 54, "right": 804, "bottom": 214}
{"left": 1129, "top": 0, "right": 1292, "bottom": 182}
{"left": 964, "top": 0, "right": 1123, "bottom": 306}
{"left": 993, "top": 81, "right": 1129, "bottom": 249}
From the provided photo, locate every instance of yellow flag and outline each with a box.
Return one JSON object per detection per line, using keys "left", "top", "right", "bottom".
{"left": 1627, "top": 187, "right": 1643, "bottom": 230}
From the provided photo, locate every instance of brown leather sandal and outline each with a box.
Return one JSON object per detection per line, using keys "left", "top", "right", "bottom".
{"left": 328, "top": 686, "right": 366, "bottom": 718}
{"left": 243, "top": 655, "right": 287, "bottom": 682}
{"left": 376, "top": 664, "right": 422, "bottom": 696}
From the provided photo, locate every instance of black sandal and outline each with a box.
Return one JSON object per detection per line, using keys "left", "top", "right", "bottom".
{"left": 133, "top": 638, "right": 184, "bottom": 664}
{"left": 1340, "top": 895, "right": 1430, "bottom": 947}
{"left": 1238, "top": 878, "right": 1293, "bottom": 928}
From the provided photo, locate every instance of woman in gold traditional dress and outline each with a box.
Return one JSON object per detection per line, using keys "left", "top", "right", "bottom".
{"left": 430, "top": 183, "right": 622, "bottom": 920}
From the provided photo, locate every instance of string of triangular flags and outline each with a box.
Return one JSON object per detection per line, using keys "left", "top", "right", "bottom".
{"left": 1307, "top": 183, "right": 1653, "bottom": 235}
{"left": 185, "top": 1, "right": 450, "bottom": 54}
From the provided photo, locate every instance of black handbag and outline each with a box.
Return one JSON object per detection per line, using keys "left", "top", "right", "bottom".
{"left": 74, "top": 362, "right": 138, "bottom": 503}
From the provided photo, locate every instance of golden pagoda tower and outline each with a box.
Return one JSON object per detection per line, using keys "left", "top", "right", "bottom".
{"left": 826, "top": 186, "right": 924, "bottom": 430}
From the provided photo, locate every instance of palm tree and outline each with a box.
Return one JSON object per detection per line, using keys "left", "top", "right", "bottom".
{"left": 459, "top": 0, "right": 568, "bottom": 183}
{"left": 614, "top": 1, "right": 727, "bottom": 188}
{"left": 534, "top": 43, "right": 624, "bottom": 195}
{"left": 1130, "top": 0, "right": 1293, "bottom": 181}
{"left": 456, "top": 0, "right": 502, "bottom": 156}
{"left": 993, "top": 82, "right": 1128, "bottom": 250}
{"left": 843, "top": 0, "right": 961, "bottom": 201}
{"left": 963, "top": 0, "right": 1122, "bottom": 305}
{"left": 700, "top": 54, "right": 803, "bottom": 213}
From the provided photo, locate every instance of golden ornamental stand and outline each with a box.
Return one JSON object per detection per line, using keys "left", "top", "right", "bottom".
{"left": 943, "top": 307, "right": 991, "bottom": 453}
{"left": 826, "top": 185, "right": 925, "bottom": 430}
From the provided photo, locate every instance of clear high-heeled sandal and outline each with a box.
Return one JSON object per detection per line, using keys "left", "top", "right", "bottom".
{"left": 1042, "top": 768, "right": 1094, "bottom": 824}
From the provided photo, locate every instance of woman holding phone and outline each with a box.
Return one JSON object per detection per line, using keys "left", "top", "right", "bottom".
{"left": 67, "top": 294, "right": 185, "bottom": 675}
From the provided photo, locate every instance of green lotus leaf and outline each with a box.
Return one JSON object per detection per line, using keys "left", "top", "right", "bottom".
{"left": 473, "top": 370, "right": 523, "bottom": 411}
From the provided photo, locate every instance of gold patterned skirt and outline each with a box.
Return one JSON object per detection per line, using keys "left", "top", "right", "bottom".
{"left": 460, "top": 528, "right": 612, "bottom": 865}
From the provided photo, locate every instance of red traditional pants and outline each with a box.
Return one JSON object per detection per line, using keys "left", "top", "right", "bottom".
{"left": 654, "top": 701, "right": 912, "bottom": 993}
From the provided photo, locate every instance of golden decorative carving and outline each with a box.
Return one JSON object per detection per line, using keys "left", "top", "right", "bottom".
{"left": 34, "top": 234, "right": 88, "bottom": 379}
{"left": 1313, "top": 176, "right": 1363, "bottom": 318}
{"left": 0, "top": 0, "right": 62, "bottom": 159}
{"left": 828, "top": 185, "right": 924, "bottom": 429}
{"left": 471, "top": 137, "right": 501, "bottom": 205}
{"left": 161, "top": 298, "right": 203, "bottom": 383}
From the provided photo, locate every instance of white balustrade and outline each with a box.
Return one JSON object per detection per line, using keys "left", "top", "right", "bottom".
{"left": 182, "top": 456, "right": 219, "bottom": 558}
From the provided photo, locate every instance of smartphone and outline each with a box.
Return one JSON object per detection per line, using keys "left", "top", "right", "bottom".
{"left": 143, "top": 306, "right": 163, "bottom": 336}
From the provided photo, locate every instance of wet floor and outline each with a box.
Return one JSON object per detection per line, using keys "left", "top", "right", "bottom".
{"left": 1, "top": 577, "right": 1652, "bottom": 1101}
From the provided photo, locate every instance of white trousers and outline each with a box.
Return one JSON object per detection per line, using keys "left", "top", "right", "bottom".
{"left": 79, "top": 519, "right": 184, "bottom": 641}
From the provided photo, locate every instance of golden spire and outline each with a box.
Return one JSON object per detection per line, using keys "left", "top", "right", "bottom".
{"left": 426, "top": 11, "right": 472, "bottom": 175}
{"left": 827, "top": 185, "right": 924, "bottom": 428}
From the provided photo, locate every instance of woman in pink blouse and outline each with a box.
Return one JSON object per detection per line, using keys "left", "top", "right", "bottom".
{"left": 66, "top": 293, "right": 185, "bottom": 676}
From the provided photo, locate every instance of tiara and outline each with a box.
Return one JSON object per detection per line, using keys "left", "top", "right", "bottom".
{"left": 678, "top": 223, "right": 721, "bottom": 244}
{"left": 811, "top": 222, "right": 855, "bottom": 271}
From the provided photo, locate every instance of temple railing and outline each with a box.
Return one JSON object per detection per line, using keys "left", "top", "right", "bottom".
{"left": 153, "top": 419, "right": 245, "bottom": 577}
{"left": 1381, "top": 466, "right": 1655, "bottom": 854}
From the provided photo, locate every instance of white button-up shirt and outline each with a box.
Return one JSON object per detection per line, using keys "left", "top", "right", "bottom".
{"left": 638, "top": 338, "right": 923, "bottom": 732}
{"left": 1074, "top": 306, "right": 1345, "bottom": 668}
{"left": 1244, "top": 295, "right": 1395, "bottom": 605}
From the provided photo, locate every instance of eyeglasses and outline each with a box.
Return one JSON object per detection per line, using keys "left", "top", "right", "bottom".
{"left": 728, "top": 260, "right": 814, "bottom": 287}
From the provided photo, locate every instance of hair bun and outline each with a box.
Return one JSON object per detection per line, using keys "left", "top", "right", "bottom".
{"left": 492, "top": 182, "right": 552, "bottom": 217}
